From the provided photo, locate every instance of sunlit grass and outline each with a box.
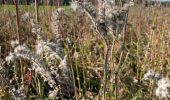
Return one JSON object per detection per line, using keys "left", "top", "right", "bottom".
{"left": 0, "top": 3, "right": 170, "bottom": 99}
{"left": 0, "top": 5, "right": 70, "bottom": 12}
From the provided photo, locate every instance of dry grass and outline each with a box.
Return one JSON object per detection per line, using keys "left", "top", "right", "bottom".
{"left": 0, "top": 3, "right": 170, "bottom": 99}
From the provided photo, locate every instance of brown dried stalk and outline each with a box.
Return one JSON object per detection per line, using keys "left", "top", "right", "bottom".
{"left": 13, "top": 0, "right": 20, "bottom": 41}
{"left": 35, "top": 0, "right": 39, "bottom": 22}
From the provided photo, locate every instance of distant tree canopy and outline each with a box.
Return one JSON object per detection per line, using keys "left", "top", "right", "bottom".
{"left": 0, "top": 0, "right": 70, "bottom": 5}
{"left": 0, "top": 0, "right": 169, "bottom": 6}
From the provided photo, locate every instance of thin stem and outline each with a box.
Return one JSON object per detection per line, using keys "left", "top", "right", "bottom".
{"left": 114, "top": 51, "right": 129, "bottom": 100}
{"left": 13, "top": 0, "right": 20, "bottom": 41}
{"left": 103, "top": 44, "right": 111, "bottom": 100}
{"left": 114, "top": 51, "right": 123, "bottom": 100}
{"left": 35, "top": 0, "right": 39, "bottom": 22}
{"left": 70, "top": 58, "right": 78, "bottom": 100}
{"left": 115, "top": 72, "right": 118, "bottom": 100}
{"left": 123, "top": 8, "right": 129, "bottom": 43}
{"left": 76, "top": 57, "right": 81, "bottom": 93}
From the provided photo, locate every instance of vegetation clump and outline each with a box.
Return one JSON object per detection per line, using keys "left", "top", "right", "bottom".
{"left": 0, "top": 0, "right": 170, "bottom": 99}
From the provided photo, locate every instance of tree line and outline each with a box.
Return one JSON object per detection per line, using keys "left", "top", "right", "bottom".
{"left": 0, "top": 0, "right": 70, "bottom": 5}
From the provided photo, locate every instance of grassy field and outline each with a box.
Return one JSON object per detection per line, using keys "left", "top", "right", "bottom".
{"left": 0, "top": 3, "right": 170, "bottom": 100}
{"left": 0, "top": 4, "right": 69, "bottom": 11}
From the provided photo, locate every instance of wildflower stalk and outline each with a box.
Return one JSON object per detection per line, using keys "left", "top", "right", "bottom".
{"left": 103, "top": 44, "right": 111, "bottom": 99}
{"left": 67, "top": 42, "right": 78, "bottom": 99}
{"left": 114, "top": 51, "right": 123, "bottom": 100}
{"left": 114, "top": 51, "right": 129, "bottom": 100}
{"left": 3, "top": 0, "right": 5, "bottom": 14}
{"left": 122, "top": 6, "right": 129, "bottom": 43}
{"left": 13, "top": 0, "right": 20, "bottom": 41}
{"left": 71, "top": 63, "right": 78, "bottom": 100}
{"left": 115, "top": 72, "right": 118, "bottom": 100}
{"left": 70, "top": 1, "right": 133, "bottom": 99}
{"left": 75, "top": 56, "right": 81, "bottom": 94}
{"left": 35, "top": 0, "right": 39, "bottom": 22}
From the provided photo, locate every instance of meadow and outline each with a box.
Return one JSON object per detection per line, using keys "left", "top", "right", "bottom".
{"left": 0, "top": 1, "right": 170, "bottom": 100}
